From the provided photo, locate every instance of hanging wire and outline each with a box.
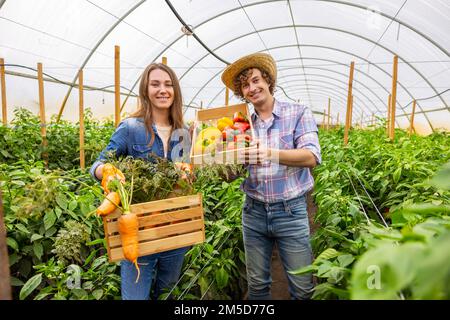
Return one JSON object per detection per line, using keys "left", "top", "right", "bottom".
{"left": 176, "top": 225, "right": 237, "bottom": 300}
{"left": 1, "top": 63, "right": 138, "bottom": 96}
{"left": 344, "top": 169, "right": 371, "bottom": 224}
{"left": 402, "top": 88, "right": 450, "bottom": 108}
{"left": 200, "top": 278, "right": 215, "bottom": 300}
{"left": 162, "top": 239, "right": 211, "bottom": 299}
{"left": 350, "top": 169, "right": 389, "bottom": 228}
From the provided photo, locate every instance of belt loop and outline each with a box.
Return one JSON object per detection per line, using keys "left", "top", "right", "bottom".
{"left": 284, "top": 199, "right": 291, "bottom": 214}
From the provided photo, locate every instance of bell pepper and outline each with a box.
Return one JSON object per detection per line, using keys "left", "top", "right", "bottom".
{"left": 222, "top": 126, "right": 237, "bottom": 142}
{"left": 232, "top": 121, "right": 250, "bottom": 133}
{"left": 234, "top": 134, "right": 252, "bottom": 147}
{"left": 217, "top": 117, "right": 234, "bottom": 131}
{"left": 233, "top": 111, "right": 248, "bottom": 123}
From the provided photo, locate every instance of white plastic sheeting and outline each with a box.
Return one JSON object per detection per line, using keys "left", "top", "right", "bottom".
{"left": 0, "top": 0, "right": 449, "bottom": 134}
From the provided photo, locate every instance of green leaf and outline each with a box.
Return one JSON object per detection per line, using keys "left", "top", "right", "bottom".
{"left": 337, "top": 254, "right": 355, "bottom": 268}
{"left": 430, "top": 162, "right": 450, "bottom": 190}
{"left": 215, "top": 267, "right": 229, "bottom": 289}
{"left": 0, "top": 149, "right": 12, "bottom": 158}
{"left": 30, "top": 234, "right": 43, "bottom": 242}
{"left": 43, "top": 210, "right": 57, "bottom": 230}
{"left": 33, "top": 242, "right": 43, "bottom": 260}
{"left": 16, "top": 223, "right": 30, "bottom": 234}
{"left": 393, "top": 167, "right": 402, "bottom": 184}
{"left": 55, "top": 193, "right": 68, "bottom": 210}
{"left": 19, "top": 273, "right": 42, "bottom": 300}
{"left": 6, "top": 237, "right": 19, "bottom": 251}
{"left": 10, "top": 276, "right": 24, "bottom": 287}
{"left": 315, "top": 248, "right": 340, "bottom": 262}
{"left": 68, "top": 199, "right": 78, "bottom": 211}
{"left": 92, "top": 289, "right": 104, "bottom": 300}
{"left": 289, "top": 264, "right": 318, "bottom": 275}
{"left": 54, "top": 207, "right": 62, "bottom": 219}
{"left": 86, "top": 238, "right": 105, "bottom": 246}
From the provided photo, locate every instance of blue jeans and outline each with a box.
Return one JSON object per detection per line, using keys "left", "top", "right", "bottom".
{"left": 120, "top": 246, "right": 190, "bottom": 300}
{"left": 242, "top": 194, "right": 314, "bottom": 300}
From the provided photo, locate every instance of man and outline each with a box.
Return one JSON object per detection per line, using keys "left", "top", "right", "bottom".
{"left": 221, "top": 53, "right": 321, "bottom": 300}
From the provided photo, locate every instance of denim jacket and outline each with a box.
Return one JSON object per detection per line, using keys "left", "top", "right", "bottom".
{"left": 89, "top": 117, "right": 191, "bottom": 182}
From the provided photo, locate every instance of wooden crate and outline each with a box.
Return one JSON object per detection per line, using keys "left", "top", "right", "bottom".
{"left": 102, "top": 194, "right": 204, "bottom": 263}
{"left": 190, "top": 103, "right": 256, "bottom": 166}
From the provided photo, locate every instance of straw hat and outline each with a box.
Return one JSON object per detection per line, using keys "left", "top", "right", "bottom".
{"left": 221, "top": 53, "right": 277, "bottom": 90}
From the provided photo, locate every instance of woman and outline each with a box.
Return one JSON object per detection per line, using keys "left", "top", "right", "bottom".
{"left": 89, "top": 63, "right": 191, "bottom": 300}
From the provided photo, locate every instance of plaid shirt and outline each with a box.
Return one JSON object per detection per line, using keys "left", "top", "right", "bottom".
{"left": 242, "top": 99, "right": 321, "bottom": 203}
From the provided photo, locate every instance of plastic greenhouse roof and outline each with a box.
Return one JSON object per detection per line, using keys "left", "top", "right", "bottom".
{"left": 0, "top": 0, "right": 449, "bottom": 134}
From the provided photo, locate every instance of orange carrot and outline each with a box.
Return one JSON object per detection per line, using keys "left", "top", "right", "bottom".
{"left": 96, "top": 192, "right": 120, "bottom": 216}
{"left": 118, "top": 211, "right": 140, "bottom": 283}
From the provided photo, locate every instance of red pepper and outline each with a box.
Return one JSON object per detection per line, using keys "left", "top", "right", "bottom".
{"left": 222, "top": 126, "right": 236, "bottom": 142}
{"left": 233, "top": 111, "right": 248, "bottom": 123}
{"left": 234, "top": 134, "right": 252, "bottom": 144}
{"left": 232, "top": 121, "right": 250, "bottom": 133}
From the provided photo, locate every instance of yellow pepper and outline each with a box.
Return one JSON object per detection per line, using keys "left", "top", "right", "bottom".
{"left": 217, "top": 117, "right": 234, "bottom": 131}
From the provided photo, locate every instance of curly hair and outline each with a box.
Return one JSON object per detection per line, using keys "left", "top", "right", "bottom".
{"left": 232, "top": 67, "right": 275, "bottom": 101}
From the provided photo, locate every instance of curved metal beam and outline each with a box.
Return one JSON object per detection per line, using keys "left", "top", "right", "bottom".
{"left": 278, "top": 76, "right": 377, "bottom": 111}
{"left": 269, "top": 44, "right": 436, "bottom": 129}
{"left": 275, "top": 71, "right": 402, "bottom": 127}
{"left": 178, "top": 24, "right": 446, "bottom": 120}
{"left": 189, "top": 43, "right": 434, "bottom": 131}
{"left": 315, "top": 0, "right": 449, "bottom": 57}
{"left": 57, "top": 0, "right": 146, "bottom": 121}
{"left": 278, "top": 57, "right": 391, "bottom": 96}
{"left": 278, "top": 71, "right": 384, "bottom": 110}
{"left": 278, "top": 68, "right": 388, "bottom": 113}
{"left": 121, "top": 0, "right": 449, "bottom": 115}
{"left": 279, "top": 85, "right": 366, "bottom": 114}
{"left": 282, "top": 87, "right": 373, "bottom": 123}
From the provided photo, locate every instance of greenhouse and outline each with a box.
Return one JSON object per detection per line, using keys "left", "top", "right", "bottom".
{"left": 0, "top": 0, "right": 449, "bottom": 302}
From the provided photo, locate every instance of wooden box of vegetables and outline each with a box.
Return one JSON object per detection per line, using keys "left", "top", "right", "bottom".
{"left": 98, "top": 160, "right": 204, "bottom": 264}
{"left": 102, "top": 193, "right": 204, "bottom": 263}
{"left": 190, "top": 103, "right": 256, "bottom": 166}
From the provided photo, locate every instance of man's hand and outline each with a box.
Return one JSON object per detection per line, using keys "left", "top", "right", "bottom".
{"left": 240, "top": 140, "right": 277, "bottom": 165}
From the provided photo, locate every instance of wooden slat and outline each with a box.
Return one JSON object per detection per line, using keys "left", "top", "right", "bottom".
{"left": 390, "top": 55, "right": 398, "bottom": 141}
{"left": 114, "top": 45, "right": 120, "bottom": 128}
{"left": 0, "top": 191, "right": 12, "bottom": 299}
{"left": 327, "top": 98, "right": 331, "bottom": 130}
{"left": 387, "top": 94, "right": 391, "bottom": 136}
{"left": 107, "top": 207, "right": 203, "bottom": 234}
{"left": 409, "top": 100, "right": 416, "bottom": 136}
{"left": 109, "top": 231, "right": 204, "bottom": 262}
{"left": 195, "top": 103, "right": 247, "bottom": 121}
{"left": 78, "top": 69, "right": 85, "bottom": 169}
{"left": 225, "top": 87, "right": 229, "bottom": 106}
{"left": 37, "top": 63, "right": 48, "bottom": 166}
{"left": 104, "top": 194, "right": 202, "bottom": 220}
{"left": 344, "top": 61, "right": 355, "bottom": 146}
{"left": 322, "top": 109, "right": 326, "bottom": 129}
{"left": 108, "top": 219, "right": 204, "bottom": 247}
{"left": 0, "top": 58, "right": 7, "bottom": 126}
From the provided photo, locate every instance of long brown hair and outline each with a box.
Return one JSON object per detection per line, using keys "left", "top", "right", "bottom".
{"left": 130, "top": 63, "right": 184, "bottom": 146}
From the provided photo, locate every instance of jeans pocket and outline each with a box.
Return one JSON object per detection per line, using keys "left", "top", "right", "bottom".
{"left": 287, "top": 196, "right": 307, "bottom": 218}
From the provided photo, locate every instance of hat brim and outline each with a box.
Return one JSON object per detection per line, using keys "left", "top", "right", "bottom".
{"left": 221, "top": 53, "right": 277, "bottom": 91}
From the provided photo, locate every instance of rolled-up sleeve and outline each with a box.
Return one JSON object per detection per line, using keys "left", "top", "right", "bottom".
{"left": 89, "top": 120, "right": 129, "bottom": 181}
{"left": 293, "top": 107, "right": 322, "bottom": 165}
